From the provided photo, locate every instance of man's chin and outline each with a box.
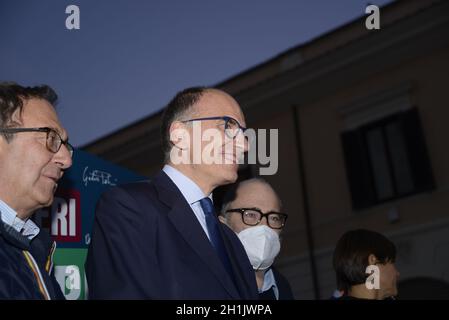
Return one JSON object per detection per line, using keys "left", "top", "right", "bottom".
{"left": 39, "top": 194, "right": 55, "bottom": 209}
{"left": 208, "top": 164, "right": 238, "bottom": 187}
{"left": 222, "top": 166, "right": 238, "bottom": 184}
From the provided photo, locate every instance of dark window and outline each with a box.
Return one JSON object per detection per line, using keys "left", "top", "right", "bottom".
{"left": 341, "top": 108, "right": 435, "bottom": 210}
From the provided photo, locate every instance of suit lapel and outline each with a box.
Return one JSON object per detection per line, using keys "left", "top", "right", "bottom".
{"left": 153, "top": 171, "right": 240, "bottom": 299}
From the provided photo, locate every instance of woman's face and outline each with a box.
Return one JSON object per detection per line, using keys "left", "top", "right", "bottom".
{"left": 378, "top": 261, "right": 400, "bottom": 299}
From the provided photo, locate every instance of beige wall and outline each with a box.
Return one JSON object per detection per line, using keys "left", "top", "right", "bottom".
{"left": 267, "top": 44, "right": 449, "bottom": 298}
{"left": 296, "top": 44, "right": 449, "bottom": 247}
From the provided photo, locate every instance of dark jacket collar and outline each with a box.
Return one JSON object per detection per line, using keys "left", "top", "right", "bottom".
{"left": 0, "top": 212, "right": 31, "bottom": 250}
{"left": 151, "top": 170, "right": 242, "bottom": 299}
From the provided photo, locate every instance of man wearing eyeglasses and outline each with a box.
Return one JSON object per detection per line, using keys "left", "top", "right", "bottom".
{"left": 86, "top": 86, "right": 258, "bottom": 299}
{"left": 219, "top": 178, "right": 294, "bottom": 300}
{"left": 0, "top": 82, "right": 73, "bottom": 299}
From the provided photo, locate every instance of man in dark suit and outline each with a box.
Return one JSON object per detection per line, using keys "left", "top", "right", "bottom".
{"left": 218, "top": 178, "right": 295, "bottom": 300}
{"left": 0, "top": 82, "right": 73, "bottom": 299}
{"left": 85, "top": 87, "right": 258, "bottom": 299}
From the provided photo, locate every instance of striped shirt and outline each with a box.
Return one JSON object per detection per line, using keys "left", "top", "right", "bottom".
{"left": 0, "top": 199, "right": 40, "bottom": 240}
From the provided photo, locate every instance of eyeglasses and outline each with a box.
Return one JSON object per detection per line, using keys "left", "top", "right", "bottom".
{"left": 0, "top": 127, "right": 74, "bottom": 157}
{"left": 225, "top": 208, "right": 288, "bottom": 229}
{"left": 181, "top": 116, "right": 247, "bottom": 139}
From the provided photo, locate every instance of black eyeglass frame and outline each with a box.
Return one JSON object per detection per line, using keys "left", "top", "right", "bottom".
{"left": 181, "top": 116, "right": 247, "bottom": 139}
{"left": 225, "top": 207, "right": 288, "bottom": 229}
{"left": 0, "top": 127, "right": 74, "bottom": 157}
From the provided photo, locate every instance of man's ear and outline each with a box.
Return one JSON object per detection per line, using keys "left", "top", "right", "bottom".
{"left": 368, "top": 254, "right": 378, "bottom": 265}
{"left": 169, "top": 121, "right": 189, "bottom": 150}
{"left": 218, "top": 215, "right": 226, "bottom": 224}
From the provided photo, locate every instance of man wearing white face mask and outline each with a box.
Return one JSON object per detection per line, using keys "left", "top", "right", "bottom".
{"left": 218, "top": 178, "right": 294, "bottom": 300}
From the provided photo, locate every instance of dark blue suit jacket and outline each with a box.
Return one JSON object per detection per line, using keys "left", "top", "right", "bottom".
{"left": 0, "top": 220, "right": 64, "bottom": 300}
{"left": 85, "top": 170, "right": 258, "bottom": 299}
{"left": 272, "top": 267, "right": 295, "bottom": 300}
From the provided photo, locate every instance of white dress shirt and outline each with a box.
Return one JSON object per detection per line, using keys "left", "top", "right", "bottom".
{"left": 163, "top": 164, "right": 214, "bottom": 240}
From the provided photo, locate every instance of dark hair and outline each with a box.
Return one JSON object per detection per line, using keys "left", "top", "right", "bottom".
{"left": 218, "top": 182, "right": 240, "bottom": 213}
{"left": 333, "top": 229, "right": 396, "bottom": 292}
{"left": 0, "top": 82, "right": 58, "bottom": 141}
{"left": 160, "top": 86, "right": 209, "bottom": 162}
{"left": 218, "top": 177, "right": 282, "bottom": 213}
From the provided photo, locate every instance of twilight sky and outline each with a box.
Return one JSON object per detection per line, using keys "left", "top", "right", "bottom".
{"left": 0, "top": 0, "right": 392, "bottom": 146}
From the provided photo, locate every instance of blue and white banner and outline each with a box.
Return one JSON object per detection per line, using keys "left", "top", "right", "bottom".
{"left": 34, "top": 149, "right": 145, "bottom": 299}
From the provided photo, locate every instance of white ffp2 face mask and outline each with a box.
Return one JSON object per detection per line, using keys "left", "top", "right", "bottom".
{"left": 237, "top": 225, "right": 281, "bottom": 271}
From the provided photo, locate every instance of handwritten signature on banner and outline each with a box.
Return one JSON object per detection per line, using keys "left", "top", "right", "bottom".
{"left": 82, "top": 166, "right": 117, "bottom": 187}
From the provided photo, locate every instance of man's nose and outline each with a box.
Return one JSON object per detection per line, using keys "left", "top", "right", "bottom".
{"left": 259, "top": 215, "right": 269, "bottom": 226}
{"left": 234, "top": 132, "right": 248, "bottom": 153}
{"left": 54, "top": 144, "right": 73, "bottom": 169}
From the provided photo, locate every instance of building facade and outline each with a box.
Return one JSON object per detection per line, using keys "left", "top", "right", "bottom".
{"left": 83, "top": 0, "right": 449, "bottom": 299}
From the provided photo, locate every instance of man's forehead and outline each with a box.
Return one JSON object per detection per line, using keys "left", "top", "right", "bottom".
{"left": 20, "top": 98, "right": 68, "bottom": 137}
{"left": 194, "top": 90, "right": 244, "bottom": 120}
{"left": 21, "top": 98, "right": 55, "bottom": 115}
{"left": 234, "top": 182, "right": 279, "bottom": 205}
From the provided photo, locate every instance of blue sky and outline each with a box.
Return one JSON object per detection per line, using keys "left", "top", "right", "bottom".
{"left": 0, "top": 0, "right": 392, "bottom": 146}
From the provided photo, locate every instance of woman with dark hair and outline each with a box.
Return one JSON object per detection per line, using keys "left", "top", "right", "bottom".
{"left": 333, "top": 229, "right": 400, "bottom": 300}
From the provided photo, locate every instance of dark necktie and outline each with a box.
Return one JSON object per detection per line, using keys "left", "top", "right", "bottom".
{"left": 199, "top": 197, "right": 234, "bottom": 277}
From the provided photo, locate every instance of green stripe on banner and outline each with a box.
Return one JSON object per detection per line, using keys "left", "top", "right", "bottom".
{"left": 53, "top": 248, "right": 88, "bottom": 300}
